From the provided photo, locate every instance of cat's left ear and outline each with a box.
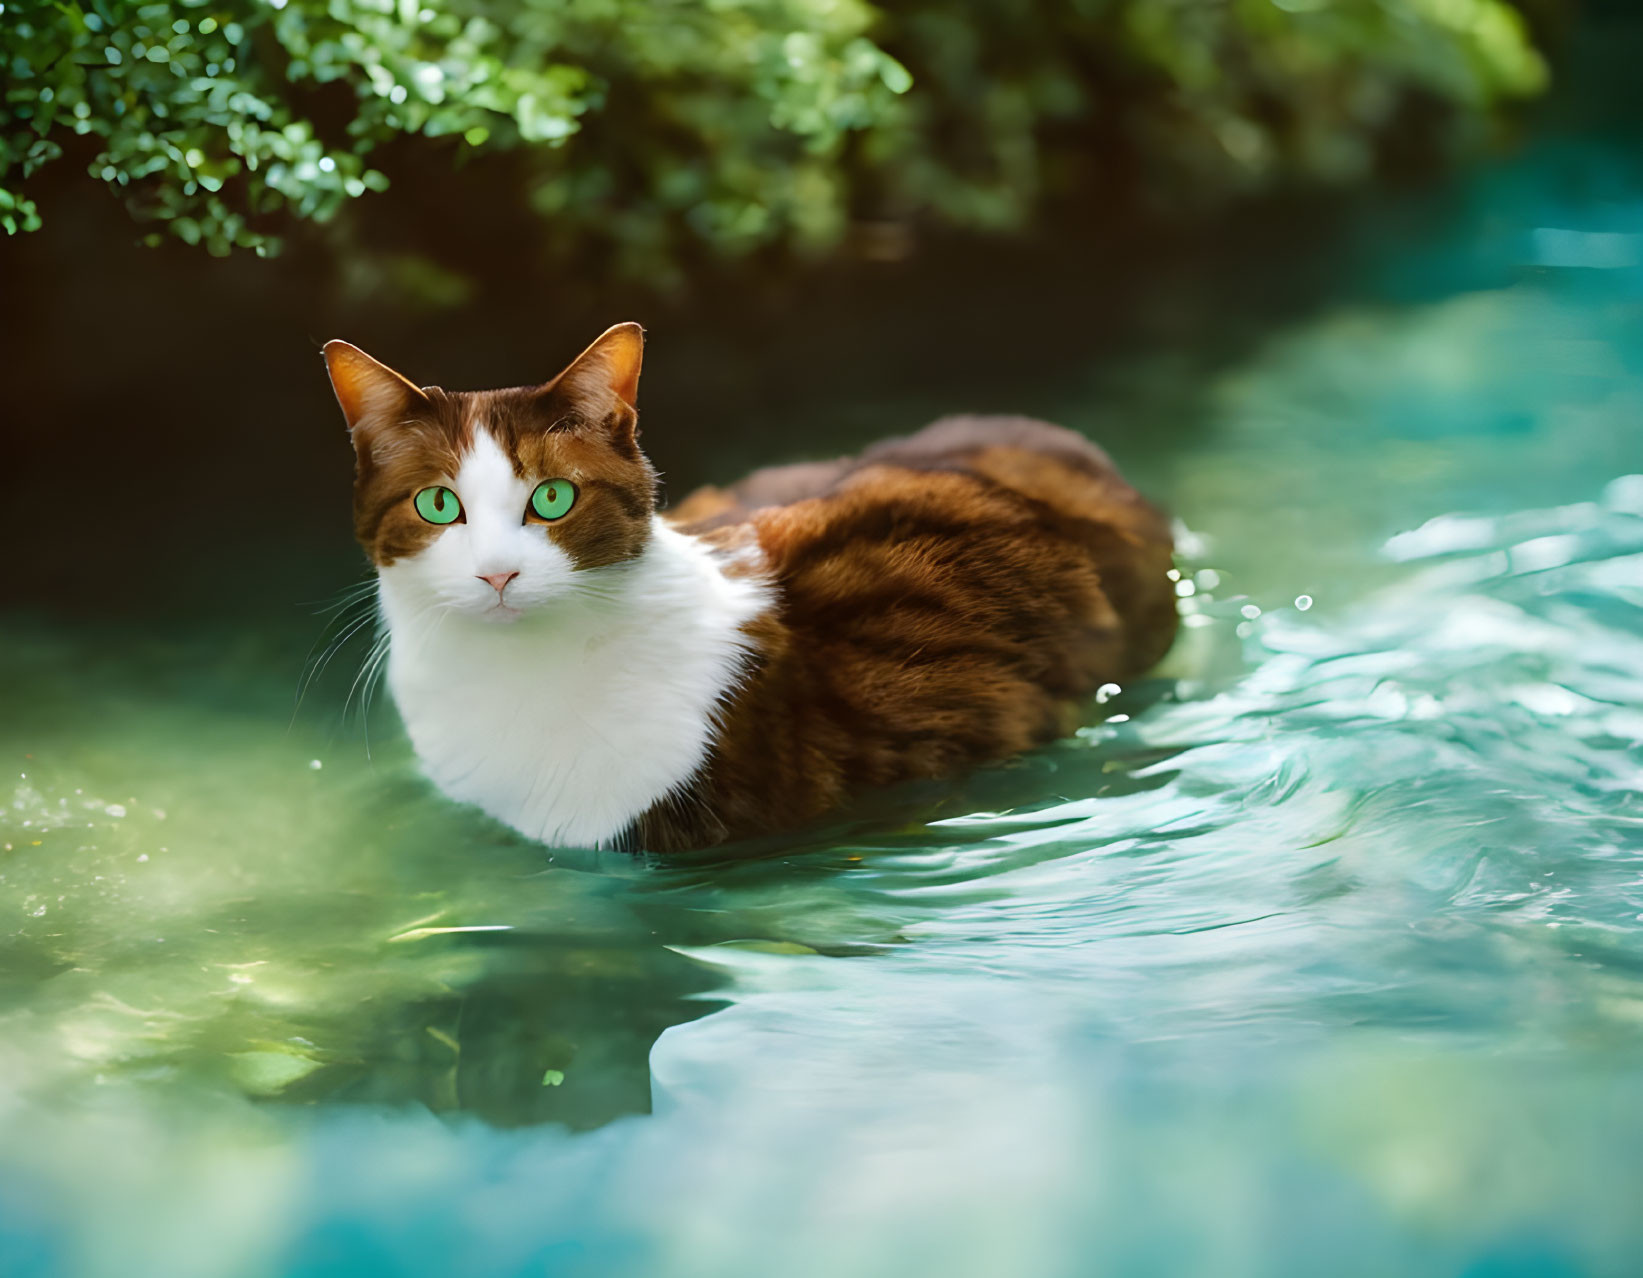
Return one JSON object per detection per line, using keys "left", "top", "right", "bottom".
{"left": 322, "top": 340, "right": 429, "bottom": 440}
{"left": 545, "top": 323, "right": 644, "bottom": 449}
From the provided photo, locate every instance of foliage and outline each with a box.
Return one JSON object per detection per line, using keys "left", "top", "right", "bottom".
{"left": 873, "top": 0, "right": 1551, "bottom": 229}
{"left": 1, "top": 0, "right": 908, "bottom": 260}
{"left": 1, "top": 0, "right": 1549, "bottom": 272}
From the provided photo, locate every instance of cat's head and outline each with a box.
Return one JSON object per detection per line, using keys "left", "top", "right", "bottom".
{"left": 323, "top": 324, "right": 657, "bottom": 623}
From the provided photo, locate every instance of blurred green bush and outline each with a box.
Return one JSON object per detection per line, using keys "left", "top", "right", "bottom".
{"left": 2, "top": 0, "right": 1549, "bottom": 276}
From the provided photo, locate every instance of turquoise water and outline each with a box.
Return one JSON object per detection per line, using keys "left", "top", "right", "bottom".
{"left": 5, "top": 139, "right": 1643, "bottom": 1275}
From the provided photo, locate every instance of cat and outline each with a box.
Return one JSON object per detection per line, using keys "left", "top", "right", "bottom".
{"left": 323, "top": 323, "right": 1179, "bottom": 852}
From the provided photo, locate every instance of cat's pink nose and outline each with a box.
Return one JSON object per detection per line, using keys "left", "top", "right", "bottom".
{"left": 478, "top": 571, "right": 519, "bottom": 596}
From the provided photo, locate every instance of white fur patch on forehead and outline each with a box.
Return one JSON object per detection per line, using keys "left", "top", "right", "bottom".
{"left": 454, "top": 426, "right": 529, "bottom": 519}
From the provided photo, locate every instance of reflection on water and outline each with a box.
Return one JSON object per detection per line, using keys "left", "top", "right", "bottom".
{"left": 5, "top": 137, "right": 1643, "bottom": 1277}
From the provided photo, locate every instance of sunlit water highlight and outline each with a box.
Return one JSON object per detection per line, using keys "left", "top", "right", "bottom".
{"left": 5, "top": 145, "right": 1643, "bottom": 1277}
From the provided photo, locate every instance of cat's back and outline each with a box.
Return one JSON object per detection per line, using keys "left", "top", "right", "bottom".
{"left": 642, "top": 415, "right": 1179, "bottom": 845}
{"left": 670, "top": 414, "right": 1178, "bottom": 680}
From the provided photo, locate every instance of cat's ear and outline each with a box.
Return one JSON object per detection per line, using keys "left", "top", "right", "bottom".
{"left": 545, "top": 323, "right": 644, "bottom": 446}
{"left": 322, "top": 341, "right": 429, "bottom": 437}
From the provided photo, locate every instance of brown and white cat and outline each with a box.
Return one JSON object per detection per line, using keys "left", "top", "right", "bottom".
{"left": 323, "top": 323, "right": 1179, "bottom": 852}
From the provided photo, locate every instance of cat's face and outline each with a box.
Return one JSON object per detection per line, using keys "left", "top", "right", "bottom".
{"left": 323, "top": 324, "right": 656, "bottom": 622}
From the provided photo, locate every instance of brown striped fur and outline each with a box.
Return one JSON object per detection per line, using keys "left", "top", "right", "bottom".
{"left": 637, "top": 415, "right": 1179, "bottom": 850}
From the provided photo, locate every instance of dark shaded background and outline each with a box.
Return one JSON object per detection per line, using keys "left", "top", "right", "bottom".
{"left": 0, "top": 188, "right": 1389, "bottom": 620}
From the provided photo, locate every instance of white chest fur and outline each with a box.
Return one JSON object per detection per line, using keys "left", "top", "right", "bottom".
{"left": 378, "top": 522, "right": 771, "bottom": 848}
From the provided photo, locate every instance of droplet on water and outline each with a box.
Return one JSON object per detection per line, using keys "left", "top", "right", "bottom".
{"left": 1295, "top": 595, "right": 1314, "bottom": 611}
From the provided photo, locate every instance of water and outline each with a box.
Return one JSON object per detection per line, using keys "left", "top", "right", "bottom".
{"left": 5, "top": 138, "right": 1643, "bottom": 1278}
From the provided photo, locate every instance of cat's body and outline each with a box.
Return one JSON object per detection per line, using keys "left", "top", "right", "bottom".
{"left": 325, "top": 325, "right": 1178, "bottom": 852}
{"left": 380, "top": 508, "right": 770, "bottom": 850}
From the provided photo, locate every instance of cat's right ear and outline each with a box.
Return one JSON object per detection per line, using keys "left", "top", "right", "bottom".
{"left": 322, "top": 341, "right": 428, "bottom": 438}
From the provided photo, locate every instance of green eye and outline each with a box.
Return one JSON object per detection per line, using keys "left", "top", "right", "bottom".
{"left": 414, "top": 486, "right": 462, "bottom": 525}
{"left": 529, "top": 479, "right": 578, "bottom": 522}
